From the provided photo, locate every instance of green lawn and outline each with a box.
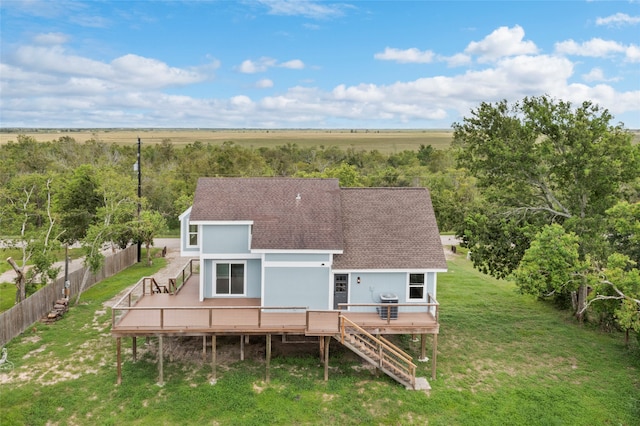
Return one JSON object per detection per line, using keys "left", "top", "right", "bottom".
{"left": 1, "top": 255, "right": 638, "bottom": 425}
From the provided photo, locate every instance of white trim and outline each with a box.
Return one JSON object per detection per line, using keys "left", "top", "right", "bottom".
{"left": 178, "top": 206, "right": 192, "bottom": 221}
{"left": 251, "top": 249, "right": 343, "bottom": 254}
{"left": 199, "top": 265, "right": 204, "bottom": 302}
{"left": 201, "top": 253, "right": 262, "bottom": 260}
{"left": 406, "top": 272, "right": 426, "bottom": 302}
{"left": 264, "top": 261, "right": 331, "bottom": 268}
{"left": 332, "top": 268, "right": 447, "bottom": 274}
{"left": 212, "top": 260, "right": 247, "bottom": 297}
{"left": 186, "top": 223, "right": 199, "bottom": 249}
{"left": 260, "top": 253, "right": 265, "bottom": 306}
{"left": 190, "top": 220, "right": 254, "bottom": 226}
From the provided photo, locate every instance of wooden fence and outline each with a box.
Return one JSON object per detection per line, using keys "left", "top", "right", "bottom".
{"left": 0, "top": 245, "right": 137, "bottom": 346}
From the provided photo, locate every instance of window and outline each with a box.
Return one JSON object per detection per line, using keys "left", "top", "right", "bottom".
{"left": 409, "top": 273, "right": 425, "bottom": 300}
{"left": 188, "top": 224, "right": 198, "bottom": 247}
{"left": 216, "top": 263, "right": 245, "bottom": 295}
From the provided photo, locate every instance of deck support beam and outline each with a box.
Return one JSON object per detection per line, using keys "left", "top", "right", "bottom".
{"left": 240, "top": 335, "right": 245, "bottom": 361}
{"left": 116, "top": 338, "right": 122, "bottom": 385}
{"left": 132, "top": 337, "right": 137, "bottom": 362}
{"left": 319, "top": 336, "right": 325, "bottom": 361}
{"left": 431, "top": 334, "right": 438, "bottom": 380}
{"left": 266, "top": 334, "right": 271, "bottom": 383}
{"left": 202, "top": 336, "right": 206, "bottom": 361}
{"left": 211, "top": 334, "right": 217, "bottom": 383}
{"left": 158, "top": 335, "right": 164, "bottom": 386}
{"left": 323, "top": 336, "right": 331, "bottom": 381}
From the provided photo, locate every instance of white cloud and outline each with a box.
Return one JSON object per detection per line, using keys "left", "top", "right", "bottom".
{"left": 280, "top": 59, "right": 305, "bottom": 69}
{"left": 582, "top": 67, "right": 619, "bottom": 83}
{"left": 555, "top": 38, "right": 625, "bottom": 56}
{"left": 33, "top": 32, "right": 69, "bottom": 45}
{"left": 596, "top": 13, "right": 640, "bottom": 27}
{"left": 256, "top": 0, "right": 347, "bottom": 19}
{"left": 465, "top": 25, "right": 539, "bottom": 62}
{"left": 555, "top": 38, "right": 640, "bottom": 62}
{"left": 237, "top": 57, "right": 304, "bottom": 73}
{"left": 440, "top": 53, "right": 472, "bottom": 67}
{"left": 374, "top": 47, "right": 435, "bottom": 63}
{"left": 256, "top": 78, "right": 274, "bottom": 88}
{"left": 1, "top": 28, "right": 638, "bottom": 129}
{"left": 237, "top": 58, "right": 277, "bottom": 74}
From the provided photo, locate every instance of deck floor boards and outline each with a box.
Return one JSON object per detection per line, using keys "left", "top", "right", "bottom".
{"left": 112, "top": 275, "right": 438, "bottom": 337}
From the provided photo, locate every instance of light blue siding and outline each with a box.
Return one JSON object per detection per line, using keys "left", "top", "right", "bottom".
{"left": 264, "top": 267, "right": 329, "bottom": 309}
{"left": 179, "top": 210, "right": 199, "bottom": 255}
{"left": 348, "top": 272, "right": 404, "bottom": 312}
{"left": 201, "top": 225, "right": 250, "bottom": 254}
{"left": 346, "top": 271, "right": 437, "bottom": 314}
{"left": 201, "top": 258, "right": 261, "bottom": 299}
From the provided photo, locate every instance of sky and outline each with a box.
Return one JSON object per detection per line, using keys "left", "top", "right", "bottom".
{"left": 0, "top": 0, "right": 639, "bottom": 129}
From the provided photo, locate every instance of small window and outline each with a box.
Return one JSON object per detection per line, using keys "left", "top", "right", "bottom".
{"left": 188, "top": 224, "right": 198, "bottom": 246}
{"left": 409, "top": 273, "right": 425, "bottom": 300}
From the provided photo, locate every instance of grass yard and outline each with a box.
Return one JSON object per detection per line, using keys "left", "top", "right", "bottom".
{"left": 0, "top": 254, "right": 638, "bottom": 425}
{"left": 0, "top": 129, "right": 454, "bottom": 153}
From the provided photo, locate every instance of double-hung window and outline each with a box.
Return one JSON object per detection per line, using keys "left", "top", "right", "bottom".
{"left": 409, "top": 273, "right": 425, "bottom": 301}
{"left": 216, "top": 263, "right": 245, "bottom": 295}
{"left": 188, "top": 224, "right": 198, "bottom": 247}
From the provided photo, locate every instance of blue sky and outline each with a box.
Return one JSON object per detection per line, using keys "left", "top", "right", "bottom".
{"left": 1, "top": 0, "right": 638, "bottom": 129}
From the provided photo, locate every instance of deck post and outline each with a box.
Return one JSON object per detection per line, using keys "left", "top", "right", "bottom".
{"left": 116, "top": 337, "right": 122, "bottom": 385}
{"left": 319, "top": 336, "right": 325, "bottom": 361}
{"left": 211, "top": 335, "right": 217, "bottom": 384}
{"left": 323, "top": 336, "right": 330, "bottom": 381}
{"left": 132, "top": 337, "right": 137, "bottom": 362}
{"left": 431, "top": 334, "right": 438, "bottom": 380}
{"left": 240, "top": 335, "right": 245, "bottom": 361}
{"left": 202, "top": 336, "right": 206, "bottom": 361}
{"left": 158, "top": 335, "right": 164, "bottom": 386}
{"left": 420, "top": 334, "right": 426, "bottom": 360}
{"left": 266, "top": 334, "right": 271, "bottom": 383}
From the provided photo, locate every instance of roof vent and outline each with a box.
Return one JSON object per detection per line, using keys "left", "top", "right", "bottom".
{"left": 295, "top": 193, "right": 301, "bottom": 201}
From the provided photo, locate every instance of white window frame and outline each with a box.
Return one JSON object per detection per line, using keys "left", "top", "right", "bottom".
{"left": 214, "top": 261, "right": 246, "bottom": 296}
{"left": 407, "top": 273, "right": 426, "bottom": 302}
{"left": 187, "top": 224, "right": 199, "bottom": 248}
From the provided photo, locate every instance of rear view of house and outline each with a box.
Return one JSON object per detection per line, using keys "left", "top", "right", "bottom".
{"left": 181, "top": 178, "right": 445, "bottom": 311}
{"left": 113, "top": 177, "right": 447, "bottom": 389}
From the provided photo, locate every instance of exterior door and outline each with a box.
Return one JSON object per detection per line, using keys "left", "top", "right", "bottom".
{"left": 333, "top": 274, "right": 348, "bottom": 310}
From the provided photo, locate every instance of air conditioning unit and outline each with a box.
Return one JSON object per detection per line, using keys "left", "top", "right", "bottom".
{"left": 379, "top": 293, "right": 398, "bottom": 319}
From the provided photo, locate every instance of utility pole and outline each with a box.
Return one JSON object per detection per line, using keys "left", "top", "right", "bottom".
{"left": 136, "top": 137, "right": 142, "bottom": 263}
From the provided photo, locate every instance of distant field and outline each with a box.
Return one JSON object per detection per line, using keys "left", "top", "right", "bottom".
{"left": 0, "top": 129, "right": 454, "bottom": 153}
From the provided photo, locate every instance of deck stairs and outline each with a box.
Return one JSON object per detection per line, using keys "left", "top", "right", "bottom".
{"left": 336, "top": 315, "right": 427, "bottom": 390}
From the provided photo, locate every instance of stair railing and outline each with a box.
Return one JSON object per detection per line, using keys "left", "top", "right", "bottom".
{"left": 339, "top": 315, "right": 416, "bottom": 388}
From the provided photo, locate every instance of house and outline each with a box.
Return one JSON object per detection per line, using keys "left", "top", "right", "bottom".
{"left": 180, "top": 177, "right": 446, "bottom": 309}
{"left": 112, "top": 177, "right": 447, "bottom": 390}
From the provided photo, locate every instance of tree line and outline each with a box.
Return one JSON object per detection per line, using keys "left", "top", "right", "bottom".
{"left": 1, "top": 96, "right": 638, "bottom": 343}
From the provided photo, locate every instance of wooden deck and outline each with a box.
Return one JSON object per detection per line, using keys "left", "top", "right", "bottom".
{"left": 111, "top": 274, "right": 439, "bottom": 338}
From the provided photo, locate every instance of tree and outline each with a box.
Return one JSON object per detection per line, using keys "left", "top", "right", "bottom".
{"left": 453, "top": 96, "right": 640, "bottom": 318}
{"left": 55, "top": 165, "right": 101, "bottom": 244}
{"left": 75, "top": 167, "right": 137, "bottom": 304}
{"left": 512, "top": 224, "right": 585, "bottom": 305}
{"left": 1, "top": 173, "right": 61, "bottom": 302}
{"left": 135, "top": 210, "right": 167, "bottom": 266}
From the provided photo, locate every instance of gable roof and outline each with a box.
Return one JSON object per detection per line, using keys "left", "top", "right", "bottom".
{"left": 190, "top": 177, "right": 344, "bottom": 251}
{"left": 332, "top": 187, "right": 447, "bottom": 270}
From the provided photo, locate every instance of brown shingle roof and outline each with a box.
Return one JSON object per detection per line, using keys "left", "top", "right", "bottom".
{"left": 332, "top": 187, "right": 447, "bottom": 270}
{"left": 190, "top": 177, "right": 344, "bottom": 251}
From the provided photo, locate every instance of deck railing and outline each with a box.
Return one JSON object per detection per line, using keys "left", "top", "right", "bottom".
{"left": 167, "top": 259, "right": 199, "bottom": 295}
{"left": 112, "top": 305, "right": 308, "bottom": 330}
{"left": 337, "top": 293, "right": 439, "bottom": 325}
